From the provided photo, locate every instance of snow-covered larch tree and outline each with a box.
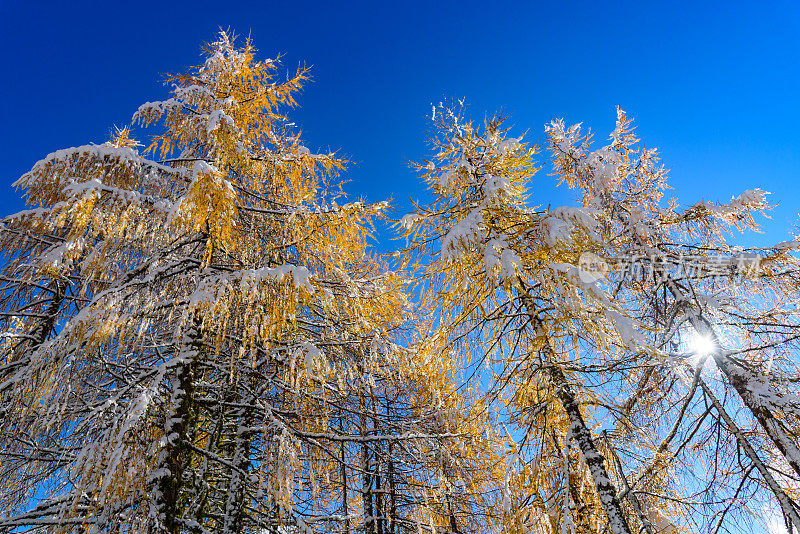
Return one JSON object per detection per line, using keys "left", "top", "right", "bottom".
{"left": 399, "top": 103, "right": 800, "bottom": 533}
{"left": 544, "top": 109, "right": 800, "bottom": 532}
{"left": 398, "top": 105, "right": 669, "bottom": 534}
{"left": 0, "top": 32, "right": 465, "bottom": 534}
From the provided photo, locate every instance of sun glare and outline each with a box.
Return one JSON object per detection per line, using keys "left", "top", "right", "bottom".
{"left": 689, "top": 333, "right": 717, "bottom": 357}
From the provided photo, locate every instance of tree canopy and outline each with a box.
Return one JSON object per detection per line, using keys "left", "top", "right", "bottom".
{"left": 2, "top": 31, "right": 800, "bottom": 534}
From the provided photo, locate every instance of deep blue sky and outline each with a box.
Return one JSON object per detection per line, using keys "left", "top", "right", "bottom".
{"left": 1, "top": 0, "right": 798, "bottom": 248}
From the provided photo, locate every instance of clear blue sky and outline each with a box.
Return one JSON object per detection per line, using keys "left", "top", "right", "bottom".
{"left": 1, "top": 0, "right": 798, "bottom": 248}
{"left": 0, "top": 3, "right": 797, "bottom": 532}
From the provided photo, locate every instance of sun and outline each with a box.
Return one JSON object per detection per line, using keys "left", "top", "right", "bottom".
{"left": 689, "top": 333, "right": 717, "bottom": 357}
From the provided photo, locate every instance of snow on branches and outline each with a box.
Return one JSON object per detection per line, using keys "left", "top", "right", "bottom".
{"left": 0, "top": 31, "right": 459, "bottom": 534}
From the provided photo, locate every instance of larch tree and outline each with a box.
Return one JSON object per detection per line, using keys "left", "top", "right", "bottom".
{"left": 400, "top": 104, "right": 800, "bottom": 534}
{"left": 0, "top": 32, "right": 468, "bottom": 534}
{"left": 544, "top": 109, "right": 800, "bottom": 532}
{"left": 399, "top": 106, "right": 653, "bottom": 534}
{"left": 3, "top": 29, "right": 800, "bottom": 534}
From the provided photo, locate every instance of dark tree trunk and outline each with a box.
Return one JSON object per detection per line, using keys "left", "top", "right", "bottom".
{"left": 222, "top": 399, "right": 253, "bottom": 534}
{"left": 151, "top": 314, "right": 203, "bottom": 534}
{"left": 548, "top": 362, "right": 633, "bottom": 534}
{"left": 360, "top": 390, "right": 374, "bottom": 534}
{"left": 519, "top": 289, "right": 633, "bottom": 534}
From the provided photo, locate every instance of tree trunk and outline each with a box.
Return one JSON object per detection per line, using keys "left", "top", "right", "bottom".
{"left": 341, "top": 408, "right": 351, "bottom": 534}
{"left": 360, "top": 389, "right": 374, "bottom": 534}
{"left": 222, "top": 400, "right": 253, "bottom": 534}
{"left": 697, "top": 376, "right": 800, "bottom": 530}
{"left": 548, "top": 362, "right": 633, "bottom": 534}
{"left": 520, "top": 290, "right": 633, "bottom": 534}
{"left": 342, "top": 440, "right": 350, "bottom": 534}
{"left": 388, "top": 446, "right": 396, "bottom": 534}
{"left": 151, "top": 313, "right": 203, "bottom": 534}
